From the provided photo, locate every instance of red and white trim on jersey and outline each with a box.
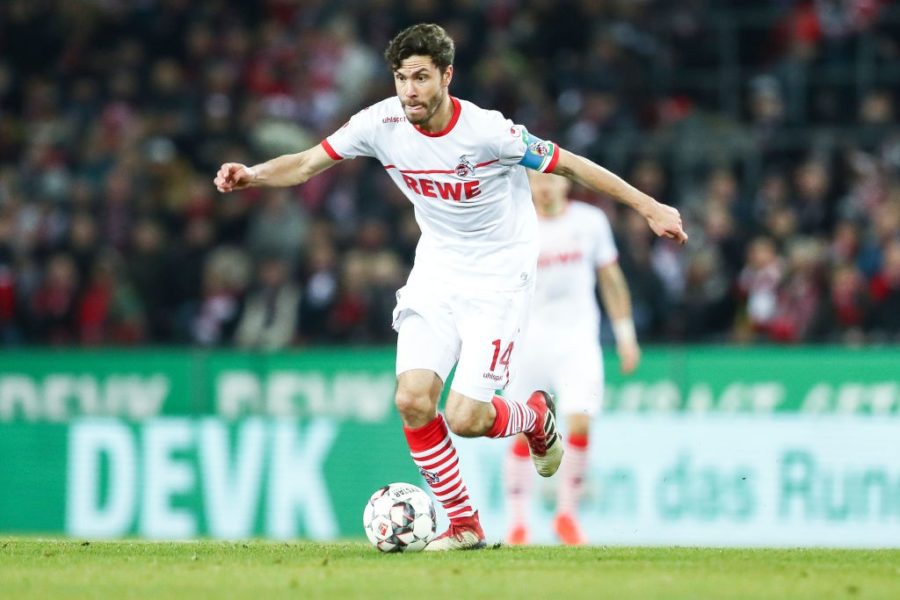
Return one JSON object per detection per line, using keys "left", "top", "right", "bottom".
{"left": 382, "top": 158, "right": 499, "bottom": 175}
{"left": 321, "top": 138, "right": 342, "bottom": 160}
{"left": 321, "top": 98, "right": 467, "bottom": 164}
{"left": 412, "top": 97, "right": 462, "bottom": 138}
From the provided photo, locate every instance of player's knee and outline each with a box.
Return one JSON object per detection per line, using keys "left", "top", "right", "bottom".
{"left": 394, "top": 388, "right": 432, "bottom": 422}
{"left": 567, "top": 413, "right": 591, "bottom": 437}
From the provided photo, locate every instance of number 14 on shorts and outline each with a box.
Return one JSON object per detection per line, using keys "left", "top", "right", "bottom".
{"left": 489, "top": 339, "right": 514, "bottom": 373}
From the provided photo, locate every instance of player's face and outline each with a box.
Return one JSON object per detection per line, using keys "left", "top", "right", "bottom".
{"left": 529, "top": 172, "right": 570, "bottom": 217}
{"left": 393, "top": 55, "right": 453, "bottom": 127}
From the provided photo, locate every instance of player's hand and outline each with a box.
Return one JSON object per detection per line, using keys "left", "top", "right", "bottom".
{"left": 214, "top": 163, "right": 257, "bottom": 193}
{"left": 617, "top": 341, "right": 641, "bottom": 375}
{"left": 646, "top": 201, "right": 688, "bottom": 244}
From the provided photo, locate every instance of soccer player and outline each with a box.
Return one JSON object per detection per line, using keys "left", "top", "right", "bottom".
{"left": 503, "top": 171, "right": 640, "bottom": 546}
{"left": 214, "top": 23, "right": 686, "bottom": 551}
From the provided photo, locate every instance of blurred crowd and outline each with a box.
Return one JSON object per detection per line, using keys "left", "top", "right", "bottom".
{"left": 1, "top": 0, "right": 899, "bottom": 348}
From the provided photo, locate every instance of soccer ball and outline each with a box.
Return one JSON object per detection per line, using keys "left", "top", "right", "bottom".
{"left": 362, "top": 482, "right": 436, "bottom": 552}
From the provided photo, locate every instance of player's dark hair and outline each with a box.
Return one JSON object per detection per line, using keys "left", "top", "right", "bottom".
{"left": 384, "top": 23, "right": 455, "bottom": 72}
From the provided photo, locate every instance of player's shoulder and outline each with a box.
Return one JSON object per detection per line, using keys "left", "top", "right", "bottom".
{"left": 457, "top": 98, "right": 510, "bottom": 128}
{"left": 569, "top": 201, "right": 614, "bottom": 232}
{"left": 568, "top": 200, "right": 610, "bottom": 222}
{"left": 349, "top": 97, "right": 405, "bottom": 124}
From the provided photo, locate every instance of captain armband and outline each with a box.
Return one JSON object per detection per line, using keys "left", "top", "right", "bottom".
{"left": 517, "top": 131, "right": 560, "bottom": 173}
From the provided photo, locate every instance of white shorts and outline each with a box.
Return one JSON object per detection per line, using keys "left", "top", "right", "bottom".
{"left": 504, "top": 324, "right": 604, "bottom": 417}
{"left": 393, "top": 278, "right": 533, "bottom": 402}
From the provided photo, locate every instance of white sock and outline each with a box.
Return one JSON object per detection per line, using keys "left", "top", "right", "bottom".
{"left": 556, "top": 435, "right": 589, "bottom": 516}
{"left": 504, "top": 437, "right": 533, "bottom": 525}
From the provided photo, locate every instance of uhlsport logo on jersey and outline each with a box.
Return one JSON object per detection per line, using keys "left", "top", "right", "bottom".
{"left": 455, "top": 155, "right": 476, "bottom": 177}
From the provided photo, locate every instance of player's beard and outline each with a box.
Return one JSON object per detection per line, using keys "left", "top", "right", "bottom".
{"left": 404, "top": 89, "right": 446, "bottom": 127}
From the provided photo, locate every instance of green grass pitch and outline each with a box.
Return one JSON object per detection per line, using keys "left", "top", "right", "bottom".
{"left": 1, "top": 539, "right": 899, "bottom": 599}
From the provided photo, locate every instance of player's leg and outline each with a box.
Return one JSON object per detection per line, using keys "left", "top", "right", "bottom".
{"left": 419, "top": 387, "right": 492, "bottom": 551}
{"left": 422, "top": 282, "right": 541, "bottom": 551}
{"left": 395, "top": 309, "right": 483, "bottom": 550}
{"left": 500, "top": 334, "right": 547, "bottom": 545}
{"left": 551, "top": 338, "right": 603, "bottom": 545}
{"left": 395, "top": 368, "right": 442, "bottom": 427}
{"left": 450, "top": 287, "right": 562, "bottom": 476}
{"left": 443, "top": 388, "right": 546, "bottom": 442}
{"left": 397, "top": 368, "right": 480, "bottom": 533}
{"left": 424, "top": 379, "right": 555, "bottom": 551}
{"left": 505, "top": 433, "right": 533, "bottom": 545}
{"left": 553, "top": 412, "right": 590, "bottom": 545}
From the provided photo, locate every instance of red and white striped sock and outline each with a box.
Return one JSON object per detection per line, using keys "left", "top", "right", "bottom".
{"left": 404, "top": 414, "right": 475, "bottom": 524}
{"left": 486, "top": 395, "right": 538, "bottom": 438}
{"left": 504, "top": 436, "right": 534, "bottom": 525}
{"left": 557, "top": 433, "right": 589, "bottom": 515}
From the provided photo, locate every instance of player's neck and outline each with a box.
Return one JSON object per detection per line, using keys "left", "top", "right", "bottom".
{"left": 417, "top": 94, "right": 454, "bottom": 134}
{"left": 538, "top": 200, "right": 568, "bottom": 219}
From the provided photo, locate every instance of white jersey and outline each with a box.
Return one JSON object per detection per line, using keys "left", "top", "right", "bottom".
{"left": 530, "top": 201, "right": 618, "bottom": 336}
{"left": 324, "top": 96, "right": 559, "bottom": 291}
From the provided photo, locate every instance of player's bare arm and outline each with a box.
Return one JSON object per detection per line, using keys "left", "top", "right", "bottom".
{"left": 597, "top": 261, "right": 641, "bottom": 374}
{"left": 553, "top": 149, "right": 688, "bottom": 244}
{"left": 214, "top": 144, "right": 336, "bottom": 193}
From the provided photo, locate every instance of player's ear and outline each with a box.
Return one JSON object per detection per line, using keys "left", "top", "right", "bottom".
{"left": 442, "top": 65, "right": 453, "bottom": 87}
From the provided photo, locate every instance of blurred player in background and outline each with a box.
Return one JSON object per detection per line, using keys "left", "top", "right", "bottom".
{"left": 215, "top": 23, "right": 685, "bottom": 551}
{"left": 504, "top": 171, "right": 641, "bottom": 546}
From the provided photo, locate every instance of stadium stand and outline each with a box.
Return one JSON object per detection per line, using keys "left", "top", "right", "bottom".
{"left": 1, "top": 0, "right": 898, "bottom": 347}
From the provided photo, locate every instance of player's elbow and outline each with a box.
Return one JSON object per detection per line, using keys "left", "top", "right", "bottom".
{"left": 549, "top": 148, "right": 581, "bottom": 177}
{"left": 293, "top": 158, "right": 315, "bottom": 185}
{"left": 292, "top": 148, "right": 332, "bottom": 185}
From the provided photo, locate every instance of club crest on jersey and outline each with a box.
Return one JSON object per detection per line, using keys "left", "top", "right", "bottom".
{"left": 455, "top": 155, "right": 476, "bottom": 177}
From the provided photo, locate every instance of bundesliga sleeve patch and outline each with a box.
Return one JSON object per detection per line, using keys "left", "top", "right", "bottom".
{"left": 517, "top": 130, "right": 559, "bottom": 173}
